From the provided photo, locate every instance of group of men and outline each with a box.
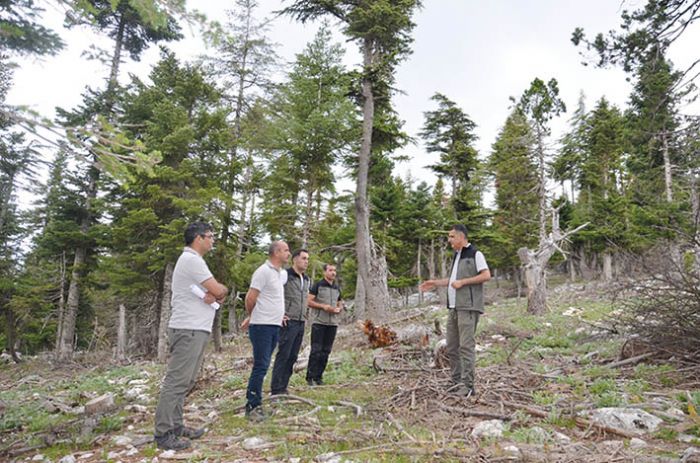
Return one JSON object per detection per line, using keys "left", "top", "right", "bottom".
{"left": 153, "top": 223, "right": 344, "bottom": 450}
{"left": 152, "top": 222, "right": 489, "bottom": 451}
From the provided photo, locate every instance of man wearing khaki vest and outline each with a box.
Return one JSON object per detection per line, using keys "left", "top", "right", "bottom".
{"left": 306, "top": 263, "right": 344, "bottom": 386}
{"left": 419, "top": 224, "right": 490, "bottom": 398}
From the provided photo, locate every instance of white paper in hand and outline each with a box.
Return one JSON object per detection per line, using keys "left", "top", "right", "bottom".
{"left": 190, "top": 284, "right": 220, "bottom": 310}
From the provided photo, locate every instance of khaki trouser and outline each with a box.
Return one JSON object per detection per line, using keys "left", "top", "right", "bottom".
{"left": 446, "top": 309, "right": 480, "bottom": 388}
{"left": 154, "top": 329, "right": 209, "bottom": 437}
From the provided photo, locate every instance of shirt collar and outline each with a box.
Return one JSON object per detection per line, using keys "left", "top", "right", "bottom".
{"left": 265, "top": 260, "right": 282, "bottom": 272}
{"left": 183, "top": 246, "right": 199, "bottom": 256}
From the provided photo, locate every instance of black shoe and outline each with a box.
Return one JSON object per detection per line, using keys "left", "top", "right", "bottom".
{"left": 306, "top": 379, "right": 316, "bottom": 386}
{"left": 175, "top": 425, "right": 205, "bottom": 440}
{"left": 155, "top": 432, "right": 191, "bottom": 450}
{"left": 271, "top": 389, "right": 288, "bottom": 396}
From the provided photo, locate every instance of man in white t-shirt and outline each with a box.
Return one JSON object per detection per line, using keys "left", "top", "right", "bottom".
{"left": 243, "top": 240, "right": 290, "bottom": 421}
{"left": 154, "top": 222, "right": 228, "bottom": 450}
{"left": 419, "top": 224, "right": 490, "bottom": 398}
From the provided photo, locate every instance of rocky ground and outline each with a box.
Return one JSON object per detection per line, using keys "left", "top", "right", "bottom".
{"left": 1, "top": 282, "right": 699, "bottom": 462}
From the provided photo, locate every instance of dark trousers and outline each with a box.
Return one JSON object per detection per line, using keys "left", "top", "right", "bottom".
{"left": 270, "top": 320, "right": 305, "bottom": 394}
{"left": 246, "top": 324, "right": 280, "bottom": 409}
{"left": 306, "top": 323, "right": 337, "bottom": 382}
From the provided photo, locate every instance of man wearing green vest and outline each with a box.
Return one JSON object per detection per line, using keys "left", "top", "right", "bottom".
{"left": 419, "top": 224, "right": 491, "bottom": 398}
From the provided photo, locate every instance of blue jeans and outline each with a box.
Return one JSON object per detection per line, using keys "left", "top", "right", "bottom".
{"left": 246, "top": 324, "right": 280, "bottom": 409}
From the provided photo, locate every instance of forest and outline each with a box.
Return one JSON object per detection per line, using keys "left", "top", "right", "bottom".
{"left": 1, "top": 1, "right": 700, "bottom": 461}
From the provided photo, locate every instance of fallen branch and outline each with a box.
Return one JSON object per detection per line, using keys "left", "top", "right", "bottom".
{"left": 334, "top": 400, "right": 363, "bottom": 417}
{"left": 387, "top": 412, "right": 417, "bottom": 442}
{"left": 269, "top": 394, "right": 317, "bottom": 407}
{"left": 372, "top": 355, "right": 429, "bottom": 373}
{"left": 431, "top": 400, "right": 512, "bottom": 421}
{"left": 604, "top": 352, "right": 654, "bottom": 369}
{"left": 276, "top": 406, "right": 321, "bottom": 424}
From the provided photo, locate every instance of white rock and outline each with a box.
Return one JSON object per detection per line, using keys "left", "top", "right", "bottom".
{"left": 289, "top": 458, "right": 301, "bottom": 463}
{"left": 475, "top": 342, "right": 492, "bottom": 353}
{"left": 600, "top": 440, "right": 623, "bottom": 451}
{"left": 315, "top": 453, "right": 341, "bottom": 463}
{"left": 125, "top": 447, "right": 139, "bottom": 456}
{"left": 553, "top": 431, "right": 571, "bottom": 443}
{"left": 585, "top": 407, "right": 663, "bottom": 435}
{"left": 682, "top": 447, "right": 700, "bottom": 463}
{"left": 113, "top": 435, "right": 132, "bottom": 447}
{"left": 630, "top": 438, "right": 647, "bottom": 449}
{"left": 574, "top": 327, "right": 586, "bottom": 335}
{"left": 242, "top": 437, "right": 267, "bottom": 450}
{"left": 124, "top": 386, "right": 147, "bottom": 400}
{"left": 32, "top": 455, "right": 45, "bottom": 461}
{"left": 58, "top": 455, "right": 77, "bottom": 463}
{"left": 679, "top": 434, "right": 699, "bottom": 443}
{"left": 77, "top": 453, "right": 93, "bottom": 460}
{"left": 667, "top": 407, "right": 687, "bottom": 419}
{"left": 107, "top": 451, "right": 122, "bottom": 459}
{"left": 327, "top": 406, "right": 336, "bottom": 413}
{"left": 543, "top": 322, "right": 552, "bottom": 327}
{"left": 490, "top": 334, "right": 506, "bottom": 342}
{"left": 207, "top": 410, "right": 218, "bottom": 420}
{"left": 529, "top": 426, "right": 549, "bottom": 442}
{"left": 502, "top": 445, "right": 520, "bottom": 456}
{"left": 159, "top": 450, "right": 175, "bottom": 458}
{"left": 128, "top": 379, "right": 149, "bottom": 386}
{"left": 85, "top": 393, "right": 114, "bottom": 415}
{"left": 127, "top": 425, "right": 134, "bottom": 431}
{"left": 471, "top": 420, "right": 505, "bottom": 439}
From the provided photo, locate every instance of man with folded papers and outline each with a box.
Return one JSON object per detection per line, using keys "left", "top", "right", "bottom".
{"left": 154, "top": 222, "right": 228, "bottom": 451}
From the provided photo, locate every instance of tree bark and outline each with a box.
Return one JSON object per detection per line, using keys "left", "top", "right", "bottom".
{"left": 57, "top": 245, "right": 85, "bottom": 361}
{"left": 416, "top": 239, "right": 423, "bottom": 304}
{"left": 662, "top": 131, "right": 673, "bottom": 202}
{"left": 518, "top": 247, "right": 547, "bottom": 315}
{"left": 115, "top": 303, "right": 127, "bottom": 361}
{"left": 602, "top": 252, "right": 613, "bottom": 281}
{"left": 157, "top": 262, "right": 174, "bottom": 363}
{"left": 302, "top": 186, "right": 314, "bottom": 248}
{"left": 354, "top": 37, "right": 391, "bottom": 321}
{"left": 514, "top": 266, "right": 522, "bottom": 299}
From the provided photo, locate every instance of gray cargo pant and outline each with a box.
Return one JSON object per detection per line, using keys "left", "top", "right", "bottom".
{"left": 154, "top": 328, "right": 209, "bottom": 438}
{"left": 446, "top": 309, "right": 480, "bottom": 388}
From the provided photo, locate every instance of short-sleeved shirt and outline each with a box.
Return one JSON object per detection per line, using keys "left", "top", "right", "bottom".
{"left": 447, "top": 244, "right": 488, "bottom": 309}
{"left": 169, "top": 247, "right": 216, "bottom": 332}
{"left": 249, "top": 260, "right": 288, "bottom": 326}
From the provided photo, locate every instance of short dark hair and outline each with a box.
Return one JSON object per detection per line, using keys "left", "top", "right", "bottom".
{"left": 450, "top": 224, "right": 468, "bottom": 238}
{"left": 323, "top": 263, "right": 336, "bottom": 271}
{"left": 184, "top": 222, "right": 213, "bottom": 245}
{"left": 292, "top": 249, "right": 309, "bottom": 259}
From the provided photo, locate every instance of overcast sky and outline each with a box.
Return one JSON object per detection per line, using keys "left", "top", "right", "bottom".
{"left": 9, "top": 1, "right": 700, "bottom": 195}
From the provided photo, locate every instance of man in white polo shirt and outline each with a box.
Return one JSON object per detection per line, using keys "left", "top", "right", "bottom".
{"left": 419, "top": 224, "right": 490, "bottom": 398}
{"left": 154, "top": 222, "right": 228, "bottom": 450}
{"left": 243, "top": 240, "right": 290, "bottom": 421}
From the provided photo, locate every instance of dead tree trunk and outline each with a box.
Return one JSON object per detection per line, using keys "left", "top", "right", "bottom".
{"left": 157, "top": 262, "right": 174, "bottom": 363}
{"left": 518, "top": 207, "right": 589, "bottom": 314}
{"left": 115, "top": 304, "right": 127, "bottom": 361}
{"left": 602, "top": 252, "right": 613, "bottom": 281}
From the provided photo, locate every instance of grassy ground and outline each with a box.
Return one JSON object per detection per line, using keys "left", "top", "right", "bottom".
{"left": 1, "top": 281, "right": 699, "bottom": 462}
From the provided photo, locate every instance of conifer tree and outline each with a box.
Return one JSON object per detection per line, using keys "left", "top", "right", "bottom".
{"left": 282, "top": 0, "right": 421, "bottom": 320}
